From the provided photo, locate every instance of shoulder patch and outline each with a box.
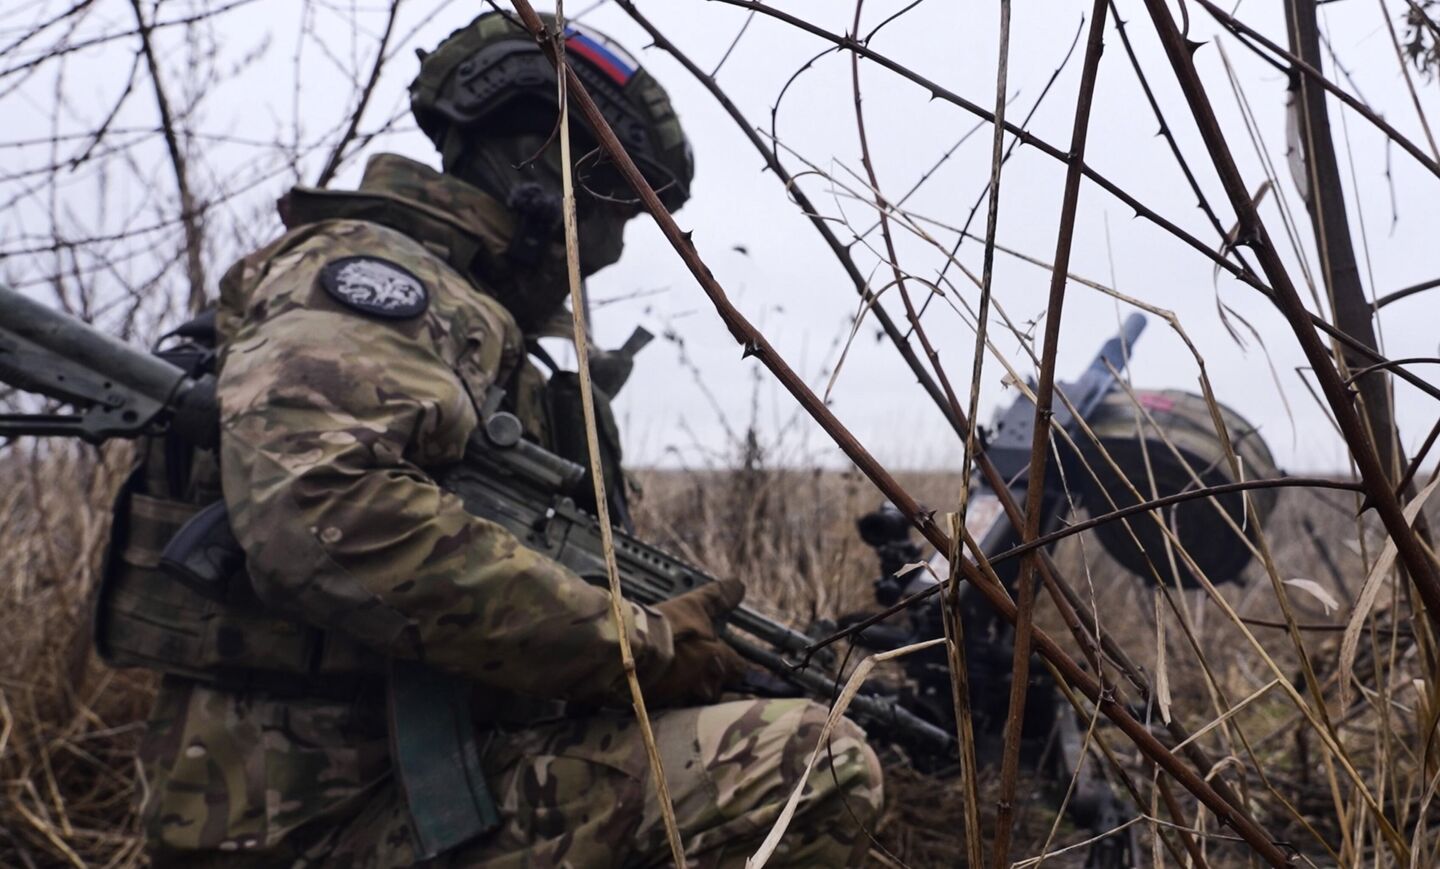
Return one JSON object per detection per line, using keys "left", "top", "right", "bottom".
{"left": 319, "top": 256, "right": 428, "bottom": 319}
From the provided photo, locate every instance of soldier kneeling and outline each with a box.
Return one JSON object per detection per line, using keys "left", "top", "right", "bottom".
{"left": 98, "top": 13, "right": 883, "bottom": 868}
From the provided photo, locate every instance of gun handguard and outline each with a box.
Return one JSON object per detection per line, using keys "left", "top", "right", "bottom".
{"left": 443, "top": 414, "right": 955, "bottom": 756}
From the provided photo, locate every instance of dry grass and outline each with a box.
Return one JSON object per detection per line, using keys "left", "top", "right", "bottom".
{"left": 0, "top": 443, "right": 154, "bottom": 869}
{"left": 2, "top": 432, "right": 1428, "bottom": 864}
{"left": 0, "top": 429, "right": 1431, "bottom": 867}
{"left": 633, "top": 449, "right": 1433, "bottom": 867}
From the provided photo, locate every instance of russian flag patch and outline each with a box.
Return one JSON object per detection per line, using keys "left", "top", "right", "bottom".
{"left": 565, "top": 28, "right": 636, "bottom": 85}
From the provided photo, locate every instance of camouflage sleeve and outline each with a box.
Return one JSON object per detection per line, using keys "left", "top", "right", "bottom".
{"left": 217, "top": 227, "right": 672, "bottom": 702}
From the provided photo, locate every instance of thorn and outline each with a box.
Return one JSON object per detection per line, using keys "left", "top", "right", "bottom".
{"left": 1185, "top": 38, "right": 1207, "bottom": 56}
{"left": 741, "top": 341, "right": 760, "bottom": 359}
{"left": 681, "top": 229, "right": 694, "bottom": 243}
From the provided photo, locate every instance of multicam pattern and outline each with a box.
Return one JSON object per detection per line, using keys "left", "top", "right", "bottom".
{"left": 145, "top": 693, "right": 882, "bottom": 868}
{"left": 218, "top": 195, "right": 669, "bottom": 701}
{"left": 137, "top": 156, "right": 883, "bottom": 866}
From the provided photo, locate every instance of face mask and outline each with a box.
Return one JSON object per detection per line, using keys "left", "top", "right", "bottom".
{"left": 576, "top": 198, "right": 633, "bottom": 274}
{"left": 449, "top": 134, "right": 635, "bottom": 330}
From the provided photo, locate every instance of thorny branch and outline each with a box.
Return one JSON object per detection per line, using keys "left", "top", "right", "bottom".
{"left": 611, "top": 0, "right": 967, "bottom": 441}
{"left": 993, "top": 5, "right": 1108, "bottom": 864}
{"left": 1196, "top": 0, "right": 1440, "bottom": 181}
{"left": 506, "top": 1, "right": 1294, "bottom": 863}
{"left": 709, "top": 0, "right": 1440, "bottom": 409}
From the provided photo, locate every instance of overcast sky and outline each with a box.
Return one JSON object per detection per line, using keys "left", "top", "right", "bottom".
{"left": 4, "top": 0, "right": 1439, "bottom": 472}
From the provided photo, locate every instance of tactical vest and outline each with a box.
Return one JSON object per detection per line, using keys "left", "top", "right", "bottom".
{"left": 94, "top": 314, "right": 633, "bottom": 693}
{"left": 94, "top": 315, "right": 378, "bottom": 694}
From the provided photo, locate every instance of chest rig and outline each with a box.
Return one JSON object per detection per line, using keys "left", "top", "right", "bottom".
{"left": 94, "top": 312, "right": 388, "bottom": 694}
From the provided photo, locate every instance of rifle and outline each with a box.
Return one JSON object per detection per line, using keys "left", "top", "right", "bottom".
{"left": 0, "top": 285, "right": 952, "bottom": 761}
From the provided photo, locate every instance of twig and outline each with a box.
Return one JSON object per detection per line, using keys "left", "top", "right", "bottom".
{"left": 962, "top": 0, "right": 1010, "bottom": 540}
{"left": 935, "top": 529, "right": 985, "bottom": 869}
{"left": 956, "top": 4, "right": 1011, "bottom": 864}
{"left": 993, "top": 4, "right": 1108, "bottom": 865}
{"left": 707, "top": 0, "right": 1440, "bottom": 408}
{"left": 551, "top": 8, "right": 685, "bottom": 864}
{"left": 847, "top": 0, "right": 966, "bottom": 445}
{"left": 314, "top": 0, "right": 404, "bottom": 187}
{"left": 1196, "top": 0, "right": 1440, "bottom": 180}
{"left": 709, "top": 7, "right": 754, "bottom": 78}
{"left": 1108, "top": 0, "right": 1258, "bottom": 283}
{"left": 929, "top": 13, "right": 1082, "bottom": 296}
{"left": 1373, "top": 275, "right": 1440, "bottom": 310}
{"left": 1343, "top": 357, "right": 1440, "bottom": 388}
{"left": 1392, "top": 415, "right": 1440, "bottom": 502}
{"left": 613, "top": 0, "right": 966, "bottom": 438}
{"left": 127, "top": 0, "right": 206, "bottom": 314}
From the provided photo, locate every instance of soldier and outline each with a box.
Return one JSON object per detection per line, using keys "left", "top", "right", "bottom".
{"left": 100, "top": 12, "right": 883, "bottom": 867}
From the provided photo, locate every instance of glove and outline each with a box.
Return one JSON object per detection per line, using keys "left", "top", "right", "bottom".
{"left": 645, "top": 579, "right": 749, "bottom": 708}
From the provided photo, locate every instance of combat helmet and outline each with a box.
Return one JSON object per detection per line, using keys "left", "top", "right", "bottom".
{"left": 411, "top": 12, "right": 693, "bottom": 211}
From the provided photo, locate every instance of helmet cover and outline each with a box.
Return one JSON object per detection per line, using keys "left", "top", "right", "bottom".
{"left": 411, "top": 12, "right": 693, "bottom": 210}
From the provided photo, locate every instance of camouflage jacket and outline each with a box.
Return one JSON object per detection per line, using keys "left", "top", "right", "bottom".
{"left": 138, "top": 154, "right": 673, "bottom": 852}
{"left": 217, "top": 153, "right": 673, "bottom": 696}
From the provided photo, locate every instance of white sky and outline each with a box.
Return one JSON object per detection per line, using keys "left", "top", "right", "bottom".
{"left": 3, "top": 0, "right": 1439, "bottom": 472}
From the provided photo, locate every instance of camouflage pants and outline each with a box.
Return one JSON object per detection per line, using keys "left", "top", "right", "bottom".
{"left": 147, "top": 692, "right": 883, "bottom": 868}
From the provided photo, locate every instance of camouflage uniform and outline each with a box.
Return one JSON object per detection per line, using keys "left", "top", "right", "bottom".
{"left": 135, "top": 154, "right": 883, "bottom": 866}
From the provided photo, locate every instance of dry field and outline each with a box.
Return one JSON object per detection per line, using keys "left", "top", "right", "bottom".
{"left": 0, "top": 435, "right": 1419, "bottom": 867}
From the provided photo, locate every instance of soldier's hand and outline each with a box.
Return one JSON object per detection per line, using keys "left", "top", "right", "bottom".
{"left": 646, "top": 579, "right": 748, "bottom": 707}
